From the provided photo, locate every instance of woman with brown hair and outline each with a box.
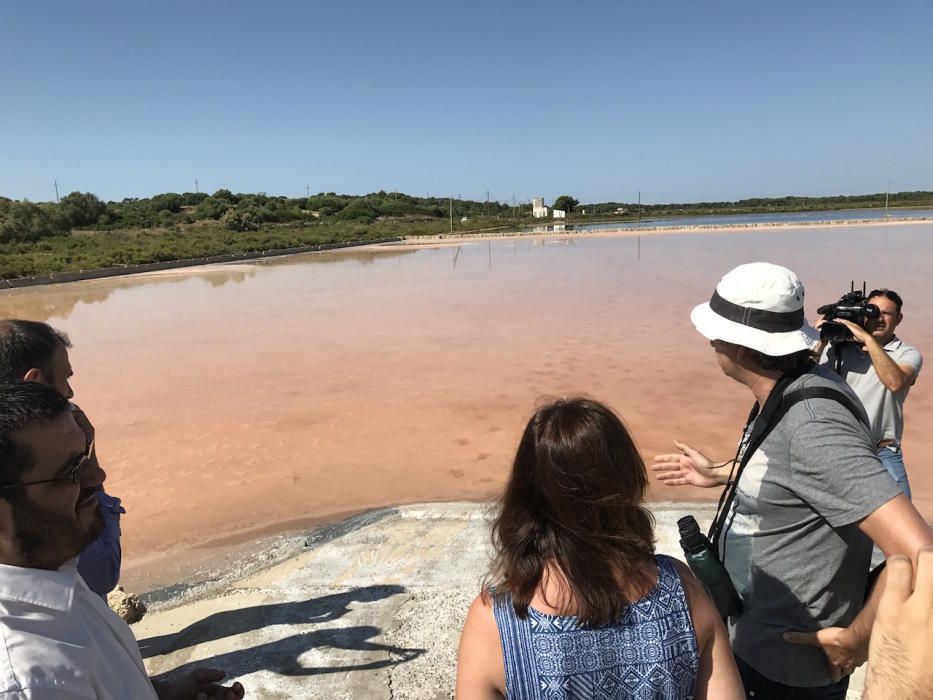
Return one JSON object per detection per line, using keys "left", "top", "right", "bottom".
{"left": 456, "top": 398, "right": 742, "bottom": 699}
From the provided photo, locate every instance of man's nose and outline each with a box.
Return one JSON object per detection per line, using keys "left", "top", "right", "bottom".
{"left": 81, "top": 457, "right": 106, "bottom": 489}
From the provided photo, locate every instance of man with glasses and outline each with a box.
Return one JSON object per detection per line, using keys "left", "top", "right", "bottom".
{"left": 0, "top": 319, "right": 123, "bottom": 597}
{"left": 819, "top": 289, "right": 923, "bottom": 499}
{"left": 0, "top": 381, "right": 244, "bottom": 699}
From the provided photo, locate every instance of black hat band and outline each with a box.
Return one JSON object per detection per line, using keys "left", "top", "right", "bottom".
{"left": 709, "top": 290, "right": 804, "bottom": 332}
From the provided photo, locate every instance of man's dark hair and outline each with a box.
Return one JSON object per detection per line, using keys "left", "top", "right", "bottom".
{"left": 0, "top": 320, "right": 71, "bottom": 383}
{"left": 743, "top": 348, "right": 814, "bottom": 374}
{"left": 0, "top": 381, "right": 71, "bottom": 489}
{"left": 868, "top": 289, "right": 904, "bottom": 313}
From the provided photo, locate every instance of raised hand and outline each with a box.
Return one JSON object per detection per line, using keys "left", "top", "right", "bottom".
{"left": 651, "top": 440, "right": 726, "bottom": 489}
{"left": 864, "top": 547, "right": 933, "bottom": 699}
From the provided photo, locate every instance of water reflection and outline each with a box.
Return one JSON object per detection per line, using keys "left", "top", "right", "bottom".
{"left": 0, "top": 247, "right": 419, "bottom": 323}
{"left": 254, "top": 247, "right": 417, "bottom": 269}
{"left": 0, "top": 267, "right": 258, "bottom": 323}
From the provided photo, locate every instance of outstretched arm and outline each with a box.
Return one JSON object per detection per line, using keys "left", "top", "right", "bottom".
{"left": 652, "top": 441, "right": 731, "bottom": 489}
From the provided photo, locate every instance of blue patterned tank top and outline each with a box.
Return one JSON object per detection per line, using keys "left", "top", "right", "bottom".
{"left": 491, "top": 555, "right": 700, "bottom": 699}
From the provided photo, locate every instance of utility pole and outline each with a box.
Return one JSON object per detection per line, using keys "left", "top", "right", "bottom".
{"left": 884, "top": 180, "right": 889, "bottom": 217}
{"left": 637, "top": 190, "right": 641, "bottom": 225}
{"left": 194, "top": 178, "right": 199, "bottom": 194}
{"left": 449, "top": 197, "right": 453, "bottom": 233}
{"left": 485, "top": 189, "right": 489, "bottom": 218}
{"left": 306, "top": 184, "right": 310, "bottom": 198}
{"left": 54, "top": 180, "right": 60, "bottom": 202}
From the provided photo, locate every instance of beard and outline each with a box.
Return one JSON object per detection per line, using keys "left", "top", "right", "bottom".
{"left": 11, "top": 495, "right": 105, "bottom": 570}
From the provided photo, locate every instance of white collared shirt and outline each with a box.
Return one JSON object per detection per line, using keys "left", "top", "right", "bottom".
{"left": 0, "top": 559, "right": 158, "bottom": 699}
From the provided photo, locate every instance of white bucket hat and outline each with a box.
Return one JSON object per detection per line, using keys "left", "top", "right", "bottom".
{"left": 690, "top": 262, "right": 818, "bottom": 356}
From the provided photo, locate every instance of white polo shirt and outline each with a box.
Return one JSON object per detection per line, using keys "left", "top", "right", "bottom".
{"left": 0, "top": 559, "right": 158, "bottom": 699}
{"left": 823, "top": 336, "right": 923, "bottom": 445}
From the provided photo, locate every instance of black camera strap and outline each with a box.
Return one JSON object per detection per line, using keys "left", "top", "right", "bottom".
{"left": 708, "top": 378, "right": 868, "bottom": 550}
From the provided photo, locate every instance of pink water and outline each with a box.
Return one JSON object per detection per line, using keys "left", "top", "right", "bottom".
{"left": 1, "top": 223, "right": 931, "bottom": 590}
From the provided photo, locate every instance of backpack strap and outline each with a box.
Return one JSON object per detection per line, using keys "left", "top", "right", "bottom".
{"left": 709, "top": 384, "right": 867, "bottom": 548}
{"left": 777, "top": 386, "right": 869, "bottom": 430}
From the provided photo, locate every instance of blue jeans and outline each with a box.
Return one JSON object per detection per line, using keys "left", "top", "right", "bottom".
{"left": 878, "top": 445, "right": 911, "bottom": 501}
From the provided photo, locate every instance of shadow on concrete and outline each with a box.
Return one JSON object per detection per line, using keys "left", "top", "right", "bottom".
{"left": 139, "top": 584, "right": 407, "bottom": 659}
{"left": 153, "top": 625, "right": 425, "bottom": 680}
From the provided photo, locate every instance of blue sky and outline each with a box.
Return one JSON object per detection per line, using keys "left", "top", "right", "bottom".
{"left": 2, "top": 0, "right": 931, "bottom": 204}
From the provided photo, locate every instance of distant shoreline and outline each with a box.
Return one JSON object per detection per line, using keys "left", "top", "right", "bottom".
{"left": 392, "top": 214, "right": 932, "bottom": 247}
{"left": 3, "top": 216, "right": 930, "bottom": 291}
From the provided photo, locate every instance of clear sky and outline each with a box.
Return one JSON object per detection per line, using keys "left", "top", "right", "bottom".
{"left": 2, "top": 0, "right": 931, "bottom": 204}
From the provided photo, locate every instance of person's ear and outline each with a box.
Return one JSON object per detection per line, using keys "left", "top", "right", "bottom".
{"left": 22, "top": 367, "right": 42, "bottom": 383}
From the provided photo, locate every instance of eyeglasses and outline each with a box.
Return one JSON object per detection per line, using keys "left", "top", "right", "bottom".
{"left": 1, "top": 438, "right": 94, "bottom": 490}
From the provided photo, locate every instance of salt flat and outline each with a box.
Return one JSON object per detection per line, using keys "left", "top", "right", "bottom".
{"left": 134, "top": 501, "right": 867, "bottom": 698}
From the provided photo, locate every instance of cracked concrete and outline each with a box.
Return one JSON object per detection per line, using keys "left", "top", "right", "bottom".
{"left": 135, "top": 501, "right": 865, "bottom": 698}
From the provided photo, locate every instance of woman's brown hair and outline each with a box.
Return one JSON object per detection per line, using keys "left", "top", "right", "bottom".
{"left": 487, "top": 397, "right": 655, "bottom": 628}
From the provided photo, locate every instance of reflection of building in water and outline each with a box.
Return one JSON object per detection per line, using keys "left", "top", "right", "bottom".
{"left": 532, "top": 198, "right": 549, "bottom": 218}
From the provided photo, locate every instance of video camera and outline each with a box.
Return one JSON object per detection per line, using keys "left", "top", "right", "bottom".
{"left": 816, "top": 282, "right": 880, "bottom": 342}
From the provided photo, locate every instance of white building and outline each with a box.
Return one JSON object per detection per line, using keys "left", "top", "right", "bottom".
{"left": 532, "top": 197, "right": 548, "bottom": 218}
{"left": 552, "top": 209, "right": 566, "bottom": 219}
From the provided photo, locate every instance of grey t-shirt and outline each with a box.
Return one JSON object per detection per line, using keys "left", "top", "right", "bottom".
{"left": 720, "top": 365, "right": 901, "bottom": 687}
{"left": 822, "top": 336, "right": 923, "bottom": 444}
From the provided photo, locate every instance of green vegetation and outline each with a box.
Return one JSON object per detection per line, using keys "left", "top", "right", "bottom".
{"left": 553, "top": 195, "right": 579, "bottom": 213}
{"left": 0, "top": 190, "right": 513, "bottom": 279}
{"left": 2, "top": 188, "right": 932, "bottom": 280}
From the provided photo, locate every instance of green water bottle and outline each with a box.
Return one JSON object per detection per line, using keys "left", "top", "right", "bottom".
{"left": 678, "top": 515, "right": 743, "bottom": 619}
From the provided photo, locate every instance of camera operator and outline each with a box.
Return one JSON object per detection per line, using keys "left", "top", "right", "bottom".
{"left": 652, "top": 263, "right": 933, "bottom": 699}
{"left": 817, "top": 289, "right": 922, "bottom": 499}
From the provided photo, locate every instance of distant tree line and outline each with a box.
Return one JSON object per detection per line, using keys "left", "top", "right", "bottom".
{"left": 0, "top": 189, "right": 515, "bottom": 243}
{"left": 2, "top": 187, "right": 932, "bottom": 279}
{"left": 582, "top": 191, "right": 933, "bottom": 217}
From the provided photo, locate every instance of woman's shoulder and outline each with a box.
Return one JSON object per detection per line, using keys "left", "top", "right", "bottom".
{"left": 659, "top": 555, "right": 719, "bottom": 646}
{"left": 458, "top": 592, "right": 507, "bottom": 698}
{"left": 467, "top": 590, "right": 502, "bottom": 626}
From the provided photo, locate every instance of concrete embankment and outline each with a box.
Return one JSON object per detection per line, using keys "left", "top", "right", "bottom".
{"left": 133, "top": 501, "right": 868, "bottom": 698}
